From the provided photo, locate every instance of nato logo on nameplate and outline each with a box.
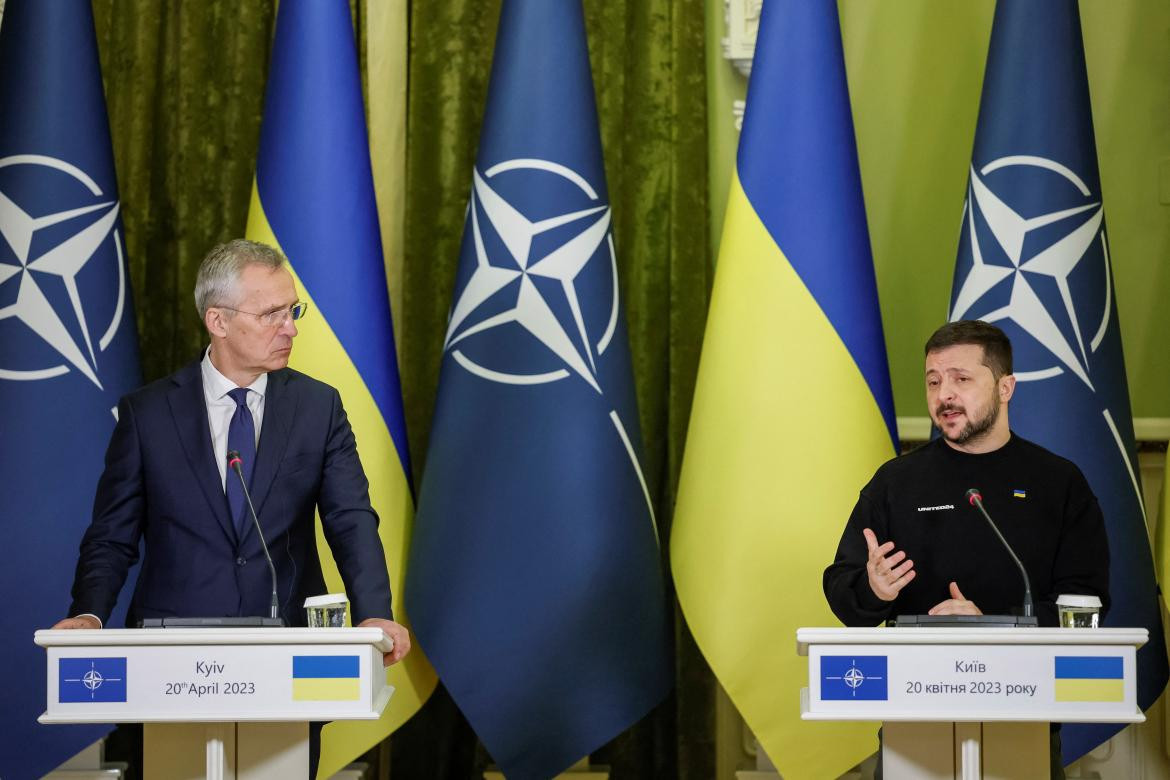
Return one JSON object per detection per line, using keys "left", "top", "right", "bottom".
{"left": 58, "top": 657, "right": 127, "bottom": 703}
{"left": 821, "top": 655, "right": 888, "bottom": 701}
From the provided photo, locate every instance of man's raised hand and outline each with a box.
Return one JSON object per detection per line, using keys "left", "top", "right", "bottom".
{"left": 863, "top": 527, "right": 916, "bottom": 602}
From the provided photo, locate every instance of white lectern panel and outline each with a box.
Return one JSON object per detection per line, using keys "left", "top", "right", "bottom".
{"left": 35, "top": 627, "right": 393, "bottom": 723}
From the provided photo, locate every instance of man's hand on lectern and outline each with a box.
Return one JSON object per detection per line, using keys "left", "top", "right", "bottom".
{"left": 358, "top": 618, "right": 412, "bottom": 667}
{"left": 927, "top": 581, "right": 983, "bottom": 616}
{"left": 863, "top": 527, "right": 916, "bottom": 602}
{"left": 52, "top": 615, "right": 101, "bottom": 630}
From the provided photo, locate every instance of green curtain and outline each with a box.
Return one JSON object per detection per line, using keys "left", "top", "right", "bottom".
{"left": 92, "top": 0, "right": 274, "bottom": 380}
{"left": 91, "top": 0, "right": 713, "bottom": 776}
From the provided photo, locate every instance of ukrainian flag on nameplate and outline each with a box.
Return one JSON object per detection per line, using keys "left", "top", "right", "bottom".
{"left": 1054, "top": 656, "right": 1124, "bottom": 703}
{"left": 245, "top": 1, "right": 435, "bottom": 775}
{"left": 292, "top": 656, "right": 361, "bottom": 702}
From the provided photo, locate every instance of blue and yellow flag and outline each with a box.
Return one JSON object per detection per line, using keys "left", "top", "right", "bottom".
{"left": 406, "top": 2, "right": 671, "bottom": 777}
{"left": 948, "top": 1, "right": 1166, "bottom": 763}
{"left": 672, "top": 2, "right": 896, "bottom": 775}
{"left": 292, "top": 656, "right": 362, "bottom": 702}
{"left": 0, "top": 2, "right": 143, "bottom": 776}
{"left": 245, "top": 1, "right": 434, "bottom": 774}
{"left": 1054, "top": 657, "right": 1125, "bottom": 703}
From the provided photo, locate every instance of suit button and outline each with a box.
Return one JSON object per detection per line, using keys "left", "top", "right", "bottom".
{"left": 236, "top": 557, "right": 246, "bottom": 566}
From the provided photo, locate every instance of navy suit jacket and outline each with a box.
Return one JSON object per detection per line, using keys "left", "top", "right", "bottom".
{"left": 68, "top": 358, "right": 393, "bottom": 627}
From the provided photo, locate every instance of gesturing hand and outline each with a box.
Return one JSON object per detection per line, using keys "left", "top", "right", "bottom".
{"left": 928, "top": 581, "right": 982, "bottom": 616}
{"left": 863, "top": 527, "right": 915, "bottom": 602}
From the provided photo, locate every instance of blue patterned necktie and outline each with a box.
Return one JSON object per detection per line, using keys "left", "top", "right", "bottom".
{"left": 225, "top": 387, "right": 256, "bottom": 538}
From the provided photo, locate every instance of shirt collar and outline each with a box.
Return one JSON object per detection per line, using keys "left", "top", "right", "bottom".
{"left": 201, "top": 348, "right": 268, "bottom": 403}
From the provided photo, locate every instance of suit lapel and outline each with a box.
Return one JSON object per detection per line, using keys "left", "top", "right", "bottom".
{"left": 168, "top": 359, "right": 237, "bottom": 545}
{"left": 246, "top": 368, "right": 297, "bottom": 539}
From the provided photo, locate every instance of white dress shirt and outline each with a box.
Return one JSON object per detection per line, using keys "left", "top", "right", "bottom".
{"left": 77, "top": 352, "right": 269, "bottom": 627}
{"left": 201, "top": 349, "right": 267, "bottom": 489}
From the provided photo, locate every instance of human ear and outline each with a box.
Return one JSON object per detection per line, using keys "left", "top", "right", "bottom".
{"left": 205, "top": 308, "right": 229, "bottom": 339}
{"left": 999, "top": 374, "right": 1016, "bottom": 403}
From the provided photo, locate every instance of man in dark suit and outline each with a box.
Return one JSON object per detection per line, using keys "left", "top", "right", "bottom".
{"left": 54, "top": 238, "right": 410, "bottom": 663}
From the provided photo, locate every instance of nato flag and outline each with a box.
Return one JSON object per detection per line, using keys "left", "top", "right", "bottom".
{"left": 821, "top": 656, "right": 888, "bottom": 702}
{"left": 406, "top": 2, "right": 671, "bottom": 777}
{"left": 948, "top": 1, "right": 1167, "bottom": 763}
{"left": 0, "top": 2, "right": 141, "bottom": 777}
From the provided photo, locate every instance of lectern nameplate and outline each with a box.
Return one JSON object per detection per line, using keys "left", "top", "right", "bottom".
{"left": 35, "top": 627, "right": 393, "bottom": 724}
{"left": 797, "top": 627, "right": 1145, "bottom": 724}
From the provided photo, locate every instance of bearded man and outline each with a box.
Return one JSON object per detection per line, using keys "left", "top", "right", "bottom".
{"left": 823, "top": 319, "right": 1109, "bottom": 627}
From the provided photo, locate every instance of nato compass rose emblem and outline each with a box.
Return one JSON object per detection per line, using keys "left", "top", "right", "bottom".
{"left": 78, "top": 666, "right": 109, "bottom": 695}
{"left": 0, "top": 154, "right": 129, "bottom": 391}
{"left": 825, "top": 659, "right": 881, "bottom": 698}
{"left": 444, "top": 159, "right": 619, "bottom": 393}
{"left": 950, "top": 155, "right": 1145, "bottom": 507}
{"left": 443, "top": 158, "right": 656, "bottom": 531}
{"left": 951, "top": 155, "right": 1108, "bottom": 391}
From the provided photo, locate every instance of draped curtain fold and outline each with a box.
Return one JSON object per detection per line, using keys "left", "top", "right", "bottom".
{"left": 92, "top": 0, "right": 275, "bottom": 379}
{"left": 89, "top": 1, "right": 713, "bottom": 776}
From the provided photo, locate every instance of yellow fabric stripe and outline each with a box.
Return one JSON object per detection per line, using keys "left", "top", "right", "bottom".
{"left": 366, "top": 0, "right": 407, "bottom": 337}
{"left": 246, "top": 189, "right": 437, "bottom": 763}
{"left": 1054, "top": 679, "right": 1125, "bottom": 702}
{"left": 672, "top": 173, "right": 893, "bottom": 773}
{"left": 293, "top": 678, "right": 362, "bottom": 702}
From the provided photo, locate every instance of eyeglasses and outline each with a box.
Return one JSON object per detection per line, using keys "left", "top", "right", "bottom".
{"left": 218, "top": 301, "right": 309, "bottom": 328}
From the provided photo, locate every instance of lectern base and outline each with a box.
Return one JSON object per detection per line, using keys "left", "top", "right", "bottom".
{"left": 884, "top": 721, "right": 1048, "bottom": 780}
{"left": 144, "top": 721, "right": 309, "bottom": 780}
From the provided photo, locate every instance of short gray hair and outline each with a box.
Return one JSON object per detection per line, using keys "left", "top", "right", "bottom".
{"left": 194, "top": 239, "right": 287, "bottom": 319}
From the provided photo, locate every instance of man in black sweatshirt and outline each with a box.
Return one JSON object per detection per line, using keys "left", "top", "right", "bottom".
{"left": 824, "top": 319, "right": 1109, "bottom": 627}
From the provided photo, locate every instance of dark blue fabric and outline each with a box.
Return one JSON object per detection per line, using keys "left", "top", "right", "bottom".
{"left": 0, "top": 1, "right": 142, "bottom": 776}
{"left": 736, "top": 0, "right": 896, "bottom": 445}
{"left": 949, "top": 0, "right": 1167, "bottom": 762}
{"left": 225, "top": 388, "right": 257, "bottom": 538}
{"left": 67, "top": 362, "right": 393, "bottom": 638}
{"left": 406, "top": 2, "right": 671, "bottom": 777}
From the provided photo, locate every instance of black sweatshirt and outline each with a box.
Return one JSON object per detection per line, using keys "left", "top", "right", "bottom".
{"left": 823, "top": 434, "right": 1109, "bottom": 627}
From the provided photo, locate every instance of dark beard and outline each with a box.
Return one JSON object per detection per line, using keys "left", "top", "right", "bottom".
{"left": 935, "top": 398, "right": 1000, "bottom": 445}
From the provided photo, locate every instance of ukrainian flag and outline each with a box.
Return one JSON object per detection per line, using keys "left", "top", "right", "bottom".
{"left": 1054, "top": 657, "right": 1125, "bottom": 703}
{"left": 245, "top": 1, "right": 435, "bottom": 774}
{"left": 293, "top": 656, "right": 361, "bottom": 702}
{"left": 671, "top": 2, "right": 896, "bottom": 775}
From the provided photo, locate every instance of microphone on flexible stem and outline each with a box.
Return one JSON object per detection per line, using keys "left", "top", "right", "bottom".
{"left": 966, "top": 488, "right": 1034, "bottom": 619}
{"left": 228, "top": 450, "right": 282, "bottom": 625}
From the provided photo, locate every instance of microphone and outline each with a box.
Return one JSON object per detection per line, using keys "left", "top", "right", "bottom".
{"left": 228, "top": 450, "right": 282, "bottom": 624}
{"left": 966, "top": 488, "right": 1034, "bottom": 618}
